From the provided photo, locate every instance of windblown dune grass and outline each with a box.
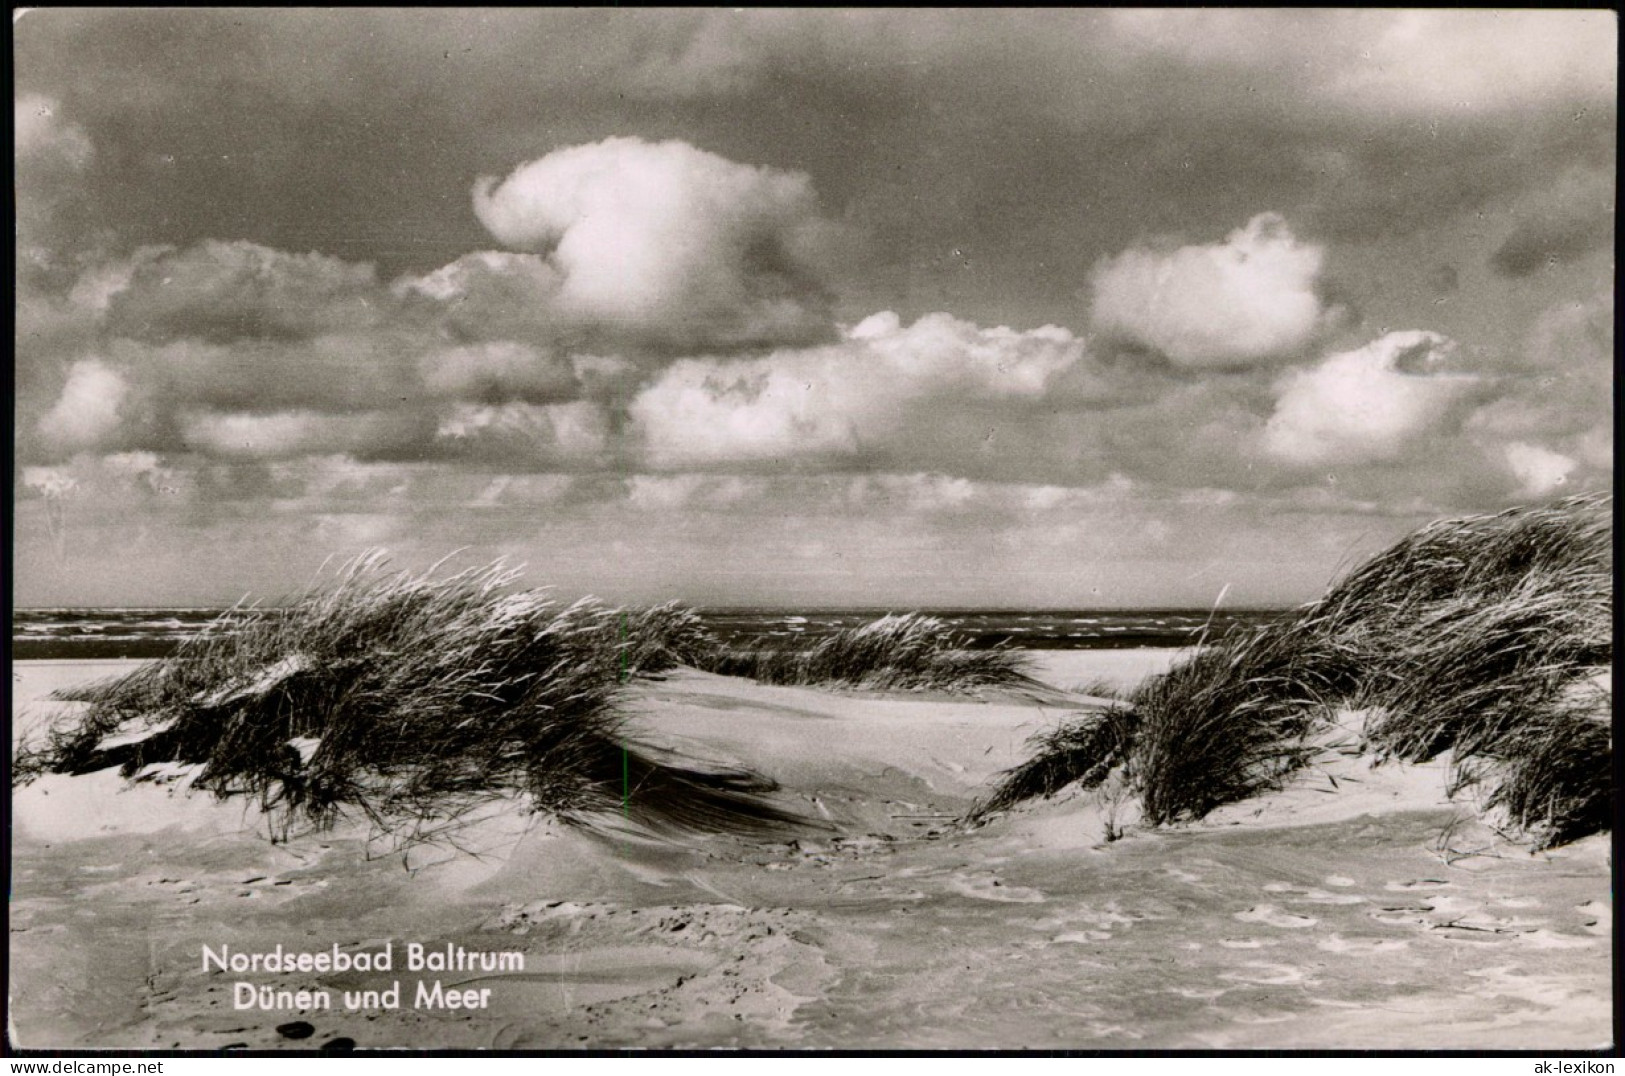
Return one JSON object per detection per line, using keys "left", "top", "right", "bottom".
{"left": 13, "top": 554, "right": 796, "bottom": 842}
{"left": 699, "top": 613, "right": 1037, "bottom": 693}
{"left": 976, "top": 495, "right": 1613, "bottom": 849}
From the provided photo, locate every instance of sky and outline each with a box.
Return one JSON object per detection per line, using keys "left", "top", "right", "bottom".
{"left": 12, "top": 9, "right": 1616, "bottom": 609}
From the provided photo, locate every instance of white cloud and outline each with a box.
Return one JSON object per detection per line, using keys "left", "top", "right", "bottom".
{"left": 38, "top": 360, "right": 129, "bottom": 451}
{"left": 629, "top": 311, "right": 1086, "bottom": 468}
{"left": 848, "top": 311, "right": 1080, "bottom": 395}
{"left": 469, "top": 137, "right": 841, "bottom": 351}
{"left": 434, "top": 401, "right": 609, "bottom": 461}
{"left": 1089, "top": 213, "right": 1331, "bottom": 368}
{"left": 1103, "top": 11, "right": 1616, "bottom": 115}
{"left": 1263, "top": 331, "right": 1478, "bottom": 467}
{"left": 100, "top": 451, "right": 180, "bottom": 494}
{"left": 418, "top": 341, "right": 579, "bottom": 403}
{"left": 180, "top": 409, "right": 421, "bottom": 460}
{"left": 1325, "top": 11, "right": 1616, "bottom": 113}
{"left": 633, "top": 357, "right": 859, "bottom": 464}
{"left": 67, "top": 247, "right": 169, "bottom": 313}
{"left": 14, "top": 93, "right": 93, "bottom": 167}
{"left": 22, "top": 466, "right": 79, "bottom": 500}
{"left": 1503, "top": 442, "right": 1578, "bottom": 497}
{"left": 395, "top": 249, "right": 559, "bottom": 303}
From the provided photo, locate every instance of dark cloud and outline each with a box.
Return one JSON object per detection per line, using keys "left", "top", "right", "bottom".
{"left": 1427, "top": 264, "right": 1460, "bottom": 299}
{"left": 1298, "top": 111, "right": 1616, "bottom": 244}
{"left": 1491, "top": 168, "right": 1615, "bottom": 277}
{"left": 15, "top": 94, "right": 104, "bottom": 290}
{"left": 16, "top": 11, "right": 1613, "bottom": 319}
{"left": 11, "top": 11, "right": 1615, "bottom": 606}
{"left": 103, "top": 241, "right": 386, "bottom": 343}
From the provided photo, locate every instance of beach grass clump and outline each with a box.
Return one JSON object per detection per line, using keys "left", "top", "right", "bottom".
{"left": 614, "top": 599, "right": 723, "bottom": 675}
{"left": 15, "top": 554, "right": 793, "bottom": 841}
{"left": 970, "top": 704, "right": 1140, "bottom": 817}
{"left": 1126, "top": 629, "right": 1351, "bottom": 825}
{"left": 701, "top": 613, "right": 1036, "bottom": 693}
{"left": 974, "top": 495, "right": 1611, "bottom": 847}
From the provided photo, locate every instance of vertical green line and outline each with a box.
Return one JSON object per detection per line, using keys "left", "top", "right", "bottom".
{"left": 620, "top": 612, "right": 628, "bottom": 817}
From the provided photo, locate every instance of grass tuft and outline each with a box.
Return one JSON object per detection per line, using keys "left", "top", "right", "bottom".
{"left": 970, "top": 705, "right": 1140, "bottom": 818}
{"left": 973, "top": 495, "right": 1612, "bottom": 848}
{"left": 699, "top": 613, "right": 1037, "bottom": 693}
{"left": 14, "top": 553, "right": 795, "bottom": 842}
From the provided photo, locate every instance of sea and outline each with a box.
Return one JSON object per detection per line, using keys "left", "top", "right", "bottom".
{"left": 10, "top": 607, "right": 1289, "bottom": 661}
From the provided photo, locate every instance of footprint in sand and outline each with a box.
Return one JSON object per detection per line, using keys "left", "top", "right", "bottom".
{"left": 490, "top": 899, "right": 622, "bottom": 934}
{"left": 1054, "top": 930, "right": 1113, "bottom": 944}
{"left": 1323, "top": 876, "right": 1357, "bottom": 888}
{"left": 1576, "top": 900, "right": 1611, "bottom": 935}
{"left": 1235, "top": 904, "right": 1317, "bottom": 929}
{"left": 949, "top": 872, "right": 1044, "bottom": 903}
{"left": 1219, "top": 962, "right": 1312, "bottom": 986}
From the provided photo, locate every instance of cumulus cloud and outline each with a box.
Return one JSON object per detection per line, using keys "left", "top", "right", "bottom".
{"left": 18, "top": 239, "right": 414, "bottom": 452}
{"left": 469, "top": 137, "right": 843, "bottom": 352}
{"left": 629, "top": 311, "right": 1086, "bottom": 468}
{"left": 434, "top": 401, "right": 610, "bottom": 464}
{"left": 22, "top": 466, "right": 81, "bottom": 500}
{"left": 392, "top": 250, "right": 563, "bottom": 342}
{"left": 1263, "top": 331, "right": 1479, "bottom": 467}
{"left": 1089, "top": 214, "right": 1332, "bottom": 368}
{"left": 37, "top": 360, "right": 130, "bottom": 451}
{"left": 103, "top": 240, "right": 385, "bottom": 343}
{"left": 1502, "top": 442, "right": 1578, "bottom": 497}
{"left": 14, "top": 229, "right": 622, "bottom": 473}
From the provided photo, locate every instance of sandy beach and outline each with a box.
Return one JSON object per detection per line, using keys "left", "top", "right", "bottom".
{"left": 8, "top": 652, "right": 1612, "bottom": 1050}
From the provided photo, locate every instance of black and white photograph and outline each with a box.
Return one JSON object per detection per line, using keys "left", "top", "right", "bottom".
{"left": 9, "top": 8, "right": 1616, "bottom": 1053}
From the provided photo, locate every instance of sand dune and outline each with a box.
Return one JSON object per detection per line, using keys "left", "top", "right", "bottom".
{"left": 9, "top": 655, "right": 1612, "bottom": 1050}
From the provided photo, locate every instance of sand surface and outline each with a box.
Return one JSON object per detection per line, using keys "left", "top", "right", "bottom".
{"left": 9, "top": 654, "right": 1613, "bottom": 1050}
